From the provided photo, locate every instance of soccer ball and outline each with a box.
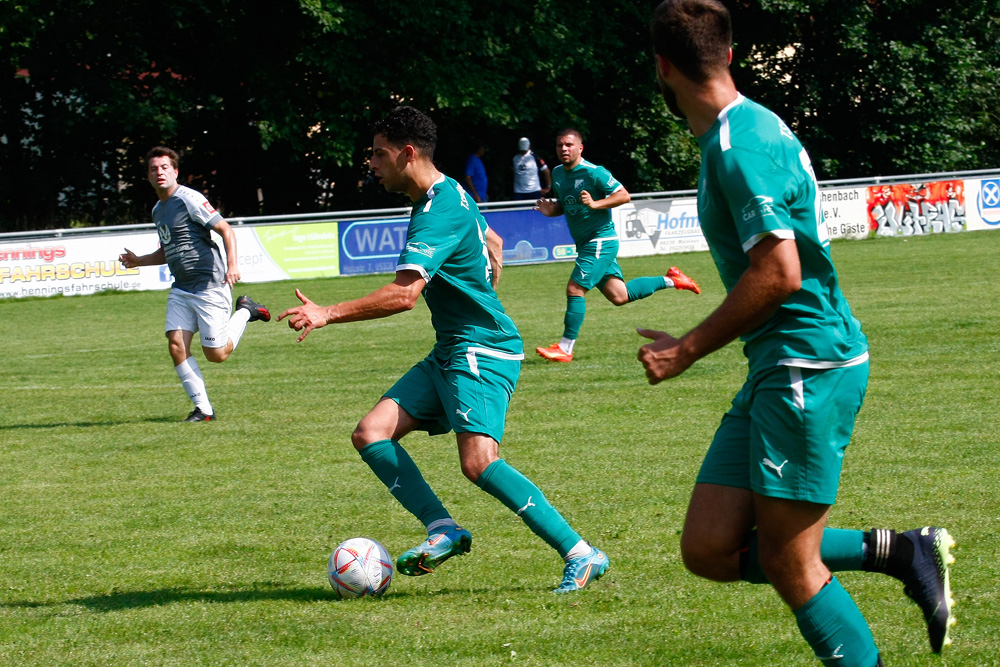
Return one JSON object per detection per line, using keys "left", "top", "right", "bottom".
{"left": 327, "top": 537, "right": 393, "bottom": 599}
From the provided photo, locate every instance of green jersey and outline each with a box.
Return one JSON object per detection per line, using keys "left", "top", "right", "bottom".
{"left": 397, "top": 175, "right": 523, "bottom": 359}
{"left": 696, "top": 95, "right": 867, "bottom": 374}
{"left": 550, "top": 160, "right": 624, "bottom": 245}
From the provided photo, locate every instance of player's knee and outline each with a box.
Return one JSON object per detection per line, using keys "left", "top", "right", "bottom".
{"left": 609, "top": 292, "right": 629, "bottom": 306}
{"left": 352, "top": 421, "right": 387, "bottom": 451}
{"left": 680, "top": 534, "right": 729, "bottom": 581}
{"left": 754, "top": 541, "right": 807, "bottom": 589}
{"left": 203, "top": 347, "right": 229, "bottom": 363}
{"left": 460, "top": 458, "right": 486, "bottom": 483}
{"left": 680, "top": 542, "right": 711, "bottom": 578}
{"left": 351, "top": 425, "right": 370, "bottom": 451}
{"left": 167, "top": 341, "right": 186, "bottom": 363}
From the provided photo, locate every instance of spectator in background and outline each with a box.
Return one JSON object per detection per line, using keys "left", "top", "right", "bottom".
{"left": 512, "top": 137, "right": 551, "bottom": 200}
{"left": 464, "top": 141, "right": 488, "bottom": 203}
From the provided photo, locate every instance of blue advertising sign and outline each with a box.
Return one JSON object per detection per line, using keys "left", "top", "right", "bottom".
{"left": 485, "top": 209, "right": 575, "bottom": 265}
{"left": 339, "top": 217, "right": 411, "bottom": 275}
{"left": 337, "top": 208, "right": 574, "bottom": 276}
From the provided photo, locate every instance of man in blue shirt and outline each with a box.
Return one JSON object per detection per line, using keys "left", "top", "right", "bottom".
{"left": 463, "top": 141, "right": 488, "bottom": 203}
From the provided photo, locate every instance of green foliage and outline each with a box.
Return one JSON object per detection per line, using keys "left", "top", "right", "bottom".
{"left": 729, "top": 0, "right": 1000, "bottom": 178}
{"left": 1, "top": 0, "right": 998, "bottom": 230}
{"left": 1, "top": 234, "right": 999, "bottom": 665}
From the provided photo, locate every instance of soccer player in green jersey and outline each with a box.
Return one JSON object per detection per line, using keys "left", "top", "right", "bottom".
{"left": 640, "top": 2, "right": 955, "bottom": 664}
{"left": 278, "top": 106, "right": 608, "bottom": 592}
{"left": 534, "top": 128, "right": 701, "bottom": 363}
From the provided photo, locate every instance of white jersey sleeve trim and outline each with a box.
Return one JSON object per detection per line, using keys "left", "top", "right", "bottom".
{"left": 742, "top": 228, "right": 795, "bottom": 253}
{"left": 717, "top": 93, "right": 745, "bottom": 152}
{"left": 396, "top": 263, "right": 430, "bottom": 282}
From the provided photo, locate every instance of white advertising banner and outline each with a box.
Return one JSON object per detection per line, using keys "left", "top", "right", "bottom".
{"left": 821, "top": 187, "right": 869, "bottom": 240}
{"left": 966, "top": 176, "right": 1000, "bottom": 231}
{"left": 0, "top": 227, "right": 296, "bottom": 300}
{"left": 614, "top": 198, "right": 708, "bottom": 258}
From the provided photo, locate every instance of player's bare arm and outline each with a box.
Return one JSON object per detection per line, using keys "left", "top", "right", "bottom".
{"left": 534, "top": 197, "right": 563, "bottom": 217}
{"left": 581, "top": 187, "right": 631, "bottom": 210}
{"left": 638, "top": 235, "right": 800, "bottom": 384}
{"left": 119, "top": 245, "right": 166, "bottom": 268}
{"left": 486, "top": 227, "right": 503, "bottom": 289}
{"left": 278, "top": 270, "right": 426, "bottom": 342}
{"left": 211, "top": 219, "right": 241, "bottom": 287}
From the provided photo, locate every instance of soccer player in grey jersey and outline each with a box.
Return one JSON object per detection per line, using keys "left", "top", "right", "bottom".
{"left": 119, "top": 146, "right": 270, "bottom": 422}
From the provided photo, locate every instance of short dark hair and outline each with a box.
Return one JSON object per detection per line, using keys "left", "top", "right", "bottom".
{"left": 651, "top": 0, "right": 732, "bottom": 83}
{"left": 372, "top": 106, "right": 437, "bottom": 158}
{"left": 556, "top": 128, "right": 583, "bottom": 142}
{"left": 145, "top": 146, "right": 179, "bottom": 170}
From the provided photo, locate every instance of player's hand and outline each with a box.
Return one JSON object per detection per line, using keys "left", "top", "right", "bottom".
{"left": 119, "top": 248, "right": 139, "bottom": 269}
{"left": 224, "top": 266, "right": 240, "bottom": 288}
{"left": 277, "top": 289, "right": 330, "bottom": 342}
{"left": 534, "top": 197, "right": 558, "bottom": 216}
{"left": 637, "top": 327, "right": 691, "bottom": 384}
{"left": 580, "top": 190, "right": 595, "bottom": 208}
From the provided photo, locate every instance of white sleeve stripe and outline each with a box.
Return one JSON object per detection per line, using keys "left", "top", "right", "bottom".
{"left": 742, "top": 228, "right": 795, "bottom": 252}
{"left": 396, "top": 263, "right": 429, "bottom": 281}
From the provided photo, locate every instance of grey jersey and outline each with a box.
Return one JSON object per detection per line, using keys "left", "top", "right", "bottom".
{"left": 152, "top": 185, "right": 226, "bottom": 293}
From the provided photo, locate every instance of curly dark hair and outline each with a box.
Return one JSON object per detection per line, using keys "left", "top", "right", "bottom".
{"left": 371, "top": 106, "right": 437, "bottom": 159}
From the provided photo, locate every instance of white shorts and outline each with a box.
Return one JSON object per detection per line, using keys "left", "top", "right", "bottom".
{"left": 165, "top": 285, "right": 233, "bottom": 349}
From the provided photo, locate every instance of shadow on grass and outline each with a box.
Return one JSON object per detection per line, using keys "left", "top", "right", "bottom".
{"left": 71, "top": 586, "right": 337, "bottom": 611}
{"left": 0, "top": 417, "right": 189, "bottom": 430}
{"left": 3, "top": 584, "right": 527, "bottom": 613}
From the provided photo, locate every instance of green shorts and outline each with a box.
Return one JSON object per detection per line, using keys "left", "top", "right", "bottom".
{"left": 696, "top": 360, "right": 869, "bottom": 505}
{"left": 570, "top": 236, "right": 623, "bottom": 290}
{"left": 384, "top": 346, "right": 523, "bottom": 443}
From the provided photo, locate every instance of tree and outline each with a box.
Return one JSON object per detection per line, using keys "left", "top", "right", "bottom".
{"left": 1, "top": 0, "right": 997, "bottom": 231}
{"left": 728, "top": 0, "right": 1000, "bottom": 179}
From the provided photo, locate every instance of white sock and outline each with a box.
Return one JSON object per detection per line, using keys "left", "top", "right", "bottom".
{"left": 663, "top": 276, "right": 674, "bottom": 288}
{"left": 228, "top": 308, "right": 251, "bottom": 352}
{"left": 564, "top": 540, "right": 591, "bottom": 561}
{"left": 559, "top": 337, "right": 576, "bottom": 354}
{"left": 425, "top": 518, "right": 458, "bottom": 535}
{"left": 175, "top": 357, "right": 212, "bottom": 414}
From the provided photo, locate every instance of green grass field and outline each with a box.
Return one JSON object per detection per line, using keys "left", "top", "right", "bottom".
{"left": 1, "top": 231, "right": 997, "bottom": 666}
